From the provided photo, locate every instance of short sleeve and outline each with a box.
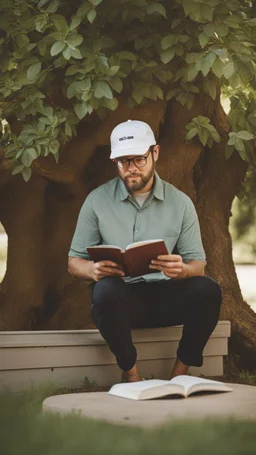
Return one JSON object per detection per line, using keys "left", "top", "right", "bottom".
{"left": 68, "top": 192, "right": 101, "bottom": 260}
{"left": 176, "top": 198, "right": 206, "bottom": 262}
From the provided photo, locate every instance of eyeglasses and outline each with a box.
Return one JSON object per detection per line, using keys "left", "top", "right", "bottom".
{"left": 114, "top": 148, "right": 153, "bottom": 170}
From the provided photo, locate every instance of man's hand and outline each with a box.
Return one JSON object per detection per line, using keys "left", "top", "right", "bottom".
{"left": 149, "top": 254, "right": 206, "bottom": 279}
{"left": 90, "top": 260, "right": 125, "bottom": 282}
{"left": 149, "top": 254, "right": 187, "bottom": 279}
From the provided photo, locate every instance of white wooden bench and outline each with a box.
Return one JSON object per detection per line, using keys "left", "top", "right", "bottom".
{"left": 0, "top": 321, "right": 231, "bottom": 392}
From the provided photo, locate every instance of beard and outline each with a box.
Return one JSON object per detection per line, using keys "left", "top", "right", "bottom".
{"left": 119, "top": 161, "right": 155, "bottom": 193}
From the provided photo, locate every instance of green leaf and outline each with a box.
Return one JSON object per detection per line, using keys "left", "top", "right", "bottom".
{"left": 211, "top": 58, "right": 224, "bottom": 78}
{"left": 199, "top": 32, "right": 210, "bottom": 48}
{"left": 74, "top": 102, "right": 88, "bottom": 119}
{"left": 70, "top": 16, "right": 82, "bottom": 30}
{"left": 21, "top": 167, "right": 32, "bottom": 182}
{"left": 27, "top": 63, "right": 42, "bottom": 80}
{"left": 65, "top": 64, "right": 80, "bottom": 76}
{"left": 77, "top": 3, "right": 91, "bottom": 16}
{"left": 63, "top": 47, "right": 72, "bottom": 60}
{"left": 65, "top": 122, "right": 72, "bottom": 137}
{"left": 166, "top": 89, "right": 179, "bottom": 100}
{"left": 52, "top": 15, "right": 68, "bottom": 33}
{"left": 50, "top": 41, "right": 65, "bottom": 56}
{"left": 197, "top": 52, "right": 216, "bottom": 77}
{"left": 94, "top": 81, "right": 113, "bottom": 99}
{"left": 183, "top": 0, "right": 198, "bottom": 16}
{"left": 66, "top": 36, "right": 83, "bottom": 47}
{"left": 16, "top": 34, "right": 30, "bottom": 49}
{"left": 204, "top": 79, "right": 216, "bottom": 99}
{"left": 70, "top": 48, "right": 83, "bottom": 59}
{"left": 46, "top": 0, "right": 59, "bottom": 13}
{"left": 90, "top": 0, "right": 102, "bottom": 5}
{"left": 119, "top": 51, "right": 137, "bottom": 61}
{"left": 215, "top": 23, "right": 229, "bottom": 37}
{"left": 54, "top": 152, "right": 59, "bottom": 163}
{"left": 198, "top": 128, "right": 208, "bottom": 146}
{"left": 185, "top": 127, "right": 198, "bottom": 140}
{"left": 187, "top": 66, "right": 198, "bottom": 82}
{"left": 224, "top": 14, "right": 241, "bottom": 29}
{"left": 225, "top": 145, "right": 234, "bottom": 159}
{"left": 35, "top": 15, "right": 47, "bottom": 32}
{"left": 102, "top": 97, "right": 118, "bottom": 111}
{"left": 38, "top": 0, "right": 50, "bottom": 7}
{"left": 12, "top": 165, "right": 24, "bottom": 175}
{"left": 87, "top": 9, "right": 96, "bottom": 23}
{"left": 203, "top": 23, "right": 215, "bottom": 37}
{"left": 161, "top": 35, "right": 175, "bottom": 50}
{"left": 201, "top": 4, "right": 213, "bottom": 22}
{"left": 147, "top": 3, "right": 167, "bottom": 18}
{"left": 205, "top": 124, "right": 220, "bottom": 142}
{"left": 21, "top": 148, "right": 38, "bottom": 167}
{"left": 236, "top": 131, "right": 254, "bottom": 140}
{"left": 160, "top": 49, "right": 175, "bottom": 64}
{"left": 108, "top": 77, "right": 123, "bottom": 93}
{"left": 105, "top": 66, "right": 119, "bottom": 77}
{"left": 49, "top": 139, "right": 60, "bottom": 153}
{"left": 223, "top": 61, "right": 235, "bottom": 78}
{"left": 132, "top": 89, "right": 143, "bottom": 104}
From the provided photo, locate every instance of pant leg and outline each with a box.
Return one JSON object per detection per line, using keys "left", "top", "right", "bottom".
{"left": 150, "top": 276, "right": 222, "bottom": 367}
{"left": 91, "top": 277, "right": 157, "bottom": 371}
{"left": 91, "top": 275, "right": 222, "bottom": 370}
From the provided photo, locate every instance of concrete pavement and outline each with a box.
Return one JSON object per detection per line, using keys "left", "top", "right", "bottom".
{"left": 43, "top": 383, "right": 256, "bottom": 428}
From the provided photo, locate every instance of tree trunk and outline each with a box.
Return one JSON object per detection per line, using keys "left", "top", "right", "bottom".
{"left": 0, "top": 97, "right": 255, "bottom": 370}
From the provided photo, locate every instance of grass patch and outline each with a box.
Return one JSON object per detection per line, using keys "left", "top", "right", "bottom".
{"left": 0, "top": 382, "right": 256, "bottom": 455}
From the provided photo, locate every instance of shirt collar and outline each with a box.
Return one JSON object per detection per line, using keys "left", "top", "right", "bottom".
{"left": 118, "top": 171, "right": 164, "bottom": 202}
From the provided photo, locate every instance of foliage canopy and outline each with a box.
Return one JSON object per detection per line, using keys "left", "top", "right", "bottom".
{"left": 0, "top": 0, "right": 255, "bottom": 181}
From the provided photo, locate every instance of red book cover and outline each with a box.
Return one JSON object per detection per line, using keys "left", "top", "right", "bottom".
{"left": 87, "top": 240, "right": 168, "bottom": 277}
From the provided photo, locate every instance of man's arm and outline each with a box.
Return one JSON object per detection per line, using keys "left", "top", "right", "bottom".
{"left": 68, "top": 257, "right": 94, "bottom": 280}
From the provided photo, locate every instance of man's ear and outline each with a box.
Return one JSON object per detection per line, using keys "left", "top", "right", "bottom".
{"left": 153, "top": 145, "right": 160, "bottom": 162}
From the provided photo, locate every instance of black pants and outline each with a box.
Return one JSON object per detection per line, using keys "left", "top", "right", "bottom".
{"left": 91, "top": 276, "right": 222, "bottom": 371}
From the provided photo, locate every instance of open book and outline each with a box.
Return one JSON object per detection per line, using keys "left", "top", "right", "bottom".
{"left": 87, "top": 239, "right": 168, "bottom": 277}
{"left": 108, "top": 375, "right": 233, "bottom": 400}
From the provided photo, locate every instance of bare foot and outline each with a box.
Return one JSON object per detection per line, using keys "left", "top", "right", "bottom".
{"left": 121, "top": 363, "right": 142, "bottom": 382}
{"left": 169, "top": 357, "right": 189, "bottom": 379}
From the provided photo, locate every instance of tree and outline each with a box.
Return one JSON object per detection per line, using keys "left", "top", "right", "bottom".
{"left": 230, "top": 168, "right": 256, "bottom": 261}
{"left": 0, "top": 0, "right": 256, "bottom": 370}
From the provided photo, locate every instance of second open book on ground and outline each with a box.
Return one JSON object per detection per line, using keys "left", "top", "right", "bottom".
{"left": 108, "top": 375, "right": 233, "bottom": 400}
{"left": 87, "top": 239, "right": 168, "bottom": 277}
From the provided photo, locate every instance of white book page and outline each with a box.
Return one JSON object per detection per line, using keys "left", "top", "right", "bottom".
{"left": 108, "top": 379, "right": 183, "bottom": 400}
{"left": 126, "top": 239, "right": 164, "bottom": 250}
{"left": 169, "top": 375, "right": 232, "bottom": 396}
{"left": 88, "top": 245, "right": 123, "bottom": 251}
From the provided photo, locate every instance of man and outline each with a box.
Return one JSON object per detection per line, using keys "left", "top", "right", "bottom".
{"left": 68, "top": 120, "right": 222, "bottom": 383}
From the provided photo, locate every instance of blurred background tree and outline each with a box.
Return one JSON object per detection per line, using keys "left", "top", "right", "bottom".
{"left": 230, "top": 168, "right": 256, "bottom": 264}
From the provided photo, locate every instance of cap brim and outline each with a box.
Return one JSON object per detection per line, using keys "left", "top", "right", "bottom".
{"left": 110, "top": 145, "right": 150, "bottom": 159}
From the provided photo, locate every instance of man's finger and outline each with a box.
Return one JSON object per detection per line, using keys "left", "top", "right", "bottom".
{"left": 99, "top": 260, "right": 123, "bottom": 270}
{"left": 98, "top": 265, "right": 124, "bottom": 275}
{"left": 156, "top": 255, "right": 181, "bottom": 262}
{"left": 151, "top": 260, "right": 182, "bottom": 268}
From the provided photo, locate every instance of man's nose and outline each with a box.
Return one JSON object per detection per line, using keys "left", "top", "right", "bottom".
{"left": 127, "top": 159, "right": 137, "bottom": 171}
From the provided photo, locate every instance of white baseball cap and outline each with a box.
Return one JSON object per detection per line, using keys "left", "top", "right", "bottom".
{"left": 110, "top": 120, "right": 156, "bottom": 159}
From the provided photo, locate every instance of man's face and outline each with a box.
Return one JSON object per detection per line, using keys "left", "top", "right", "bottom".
{"left": 115, "top": 147, "right": 159, "bottom": 193}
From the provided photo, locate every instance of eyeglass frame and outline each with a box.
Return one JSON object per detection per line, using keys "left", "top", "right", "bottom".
{"left": 112, "top": 145, "right": 155, "bottom": 170}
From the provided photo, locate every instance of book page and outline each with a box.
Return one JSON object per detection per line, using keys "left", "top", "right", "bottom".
{"left": 169, "top": 375, "right": 232, "bottom": 396}
{"left": 126, "top": 239, "right": 164, "bottom": 250}
{"left": 88, "top": 245, "right": 123, "bottom": 251}
{"left": 108, "top": 379, "right": 184, "bottom": 400}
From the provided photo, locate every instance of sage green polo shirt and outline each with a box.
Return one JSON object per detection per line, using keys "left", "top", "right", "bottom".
{"left": 69, "top": 172, "right": 206, "bottom": 283}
